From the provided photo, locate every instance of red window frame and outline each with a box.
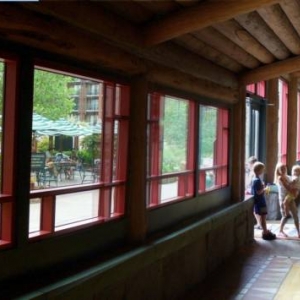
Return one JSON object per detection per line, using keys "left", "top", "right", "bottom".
{"left": 278, "top": 79, "right": 288, "bottom": 164}
{"left": 246, "top": 84, "right": 255, "bottom": 94}
{"left": 297, "top": 92, "right": 300, "bottom": 161}
{"left": 256, "top": 81, "right": 266, "bottom": 98}
{"left": 246, "top": 81, "right": 266, "bottom": 98}
{"left": 29, "top": 66, "right": 130, "bottom": 239}
{"left": 147, "top": 93, "right": 195, "bottom": 207}
{"left": 0, "top": 57, "right": 18, "bottom": 247}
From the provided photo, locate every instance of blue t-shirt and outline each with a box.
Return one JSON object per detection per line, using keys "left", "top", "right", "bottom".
{"left": 251, "top": 176, "right": 267, "bottom": 214}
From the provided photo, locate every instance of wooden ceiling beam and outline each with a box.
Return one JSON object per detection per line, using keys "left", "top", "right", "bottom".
{"left": 143, "top": 42, "right": 238, "bottom": 88}
{"left": 213, "top": 20, "right": 275, "bottom": 64}
{"left": 18, "top": 3, "right": 238, "bottom": 88}
{"left": 147, "top": 65, "right": 238, "bottom": 104}
{"left": 0, "top": 4, "right": 238, "bottom": 92}
{"left": 235, "top": 11, "right": 290, "bottom": 60}
{"left": 194, "top": 27, "right": 261, "bottom": 69}
{"left": 175, "top": 35, "right": 244, "bottom": 73}
{"left": 280, "top": 0, "right": 300, "bottom": 37}
{"left": 22, "top": 2, "right": 143, "bottom": 49}
{"left": 239, "top": 55, "right": 300, "bottom": 84}
{"left": 144, "top": 0, "right": 281, "bottom": 46}
{"left": 257, "top": 4, "right": 300, "bottom": 55}
{"left": 0, "top": 4, "right": 146, "bottom": 75}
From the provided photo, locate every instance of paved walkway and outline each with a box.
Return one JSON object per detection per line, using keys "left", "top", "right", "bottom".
{"left": 183, "top": 227, "right": 300, "bottom": 299}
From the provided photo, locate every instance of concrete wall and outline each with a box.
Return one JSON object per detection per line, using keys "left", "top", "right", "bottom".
{"left": 18, "top": 199, "right": 254, "bottom": 300}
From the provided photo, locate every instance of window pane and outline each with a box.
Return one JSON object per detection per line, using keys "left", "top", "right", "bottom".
{"left": 147, "top": 93, "right": 194, "bottom": 207}
{"left": 31, "top": 69, "right": 103, "bottom": 190}
{"left": 55, "top": 190, "right": 99, "bottom": 230}
{"left": 199, "top": 106, "right": 217, "bottom": 168}
{"left": 29, "top": 198, "right": 41, "bottom": 233}
{"left": 162, "top": 97, "right": 188, "bottom": 174}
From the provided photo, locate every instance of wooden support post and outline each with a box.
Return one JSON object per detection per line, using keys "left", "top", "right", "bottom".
{"left": 265, "top": 78, "right": 279, "bottom": 182}
{"left": 126, "top": 76, "right": 148, "bottom": 244}
{"left": 232, "top": 86, "right": 246, "bottom": 202}
{"left": 14, "top": 56, "right": 35, "bottom": 246}
{"left": 287, "top": 76, "right": 298, "bottom": 170}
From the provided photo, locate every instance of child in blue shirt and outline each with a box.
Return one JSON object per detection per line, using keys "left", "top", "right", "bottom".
{"left": 251, "top": 161, "right": 276, "bottom": 240}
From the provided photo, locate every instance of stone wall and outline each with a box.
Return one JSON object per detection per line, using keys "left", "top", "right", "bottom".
{"left": 19, "top": 199, "right": 254, "bottom": 300}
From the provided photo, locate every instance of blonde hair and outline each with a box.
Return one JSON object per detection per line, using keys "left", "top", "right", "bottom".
{"left": 253, "top": 161, "right": 265, "bottom": 175}
{"left": 274, "top": 162, "right": 287, "bottom": 184}
{"left": 292, "top": 165, "right": 300, "bottom": 176}
{"left": 248, "top": 156, "right": 258, "bottom": 165}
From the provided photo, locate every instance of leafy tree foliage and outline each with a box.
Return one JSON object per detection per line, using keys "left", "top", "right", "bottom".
{"left": 0, "top": 66, "right": 75, "bottom": 120}
{"left": 78, "top": 134, "right": 100, "bottom": 164}
{"left": 162, "top": 97, "right": 188, "bottom": 173}
{"left": 199, "top": 106, "right": 217, "bottom": 165}
{"left": 34, "top": 69, "right": 75, "bottom": 120}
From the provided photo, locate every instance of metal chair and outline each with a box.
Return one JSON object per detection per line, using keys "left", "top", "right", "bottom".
{"left": 79, "top": 163, "right": 99, "bottom": 184}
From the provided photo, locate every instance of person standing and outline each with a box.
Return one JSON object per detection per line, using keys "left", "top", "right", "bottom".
{"left": 274, "top": 163, "right": 300, "bottom": 238}
{"left": 246, "top": 156, "right": 262, "bottom": 229}
{"left": 251, "top": 161, "right": 276, "bottom": 240}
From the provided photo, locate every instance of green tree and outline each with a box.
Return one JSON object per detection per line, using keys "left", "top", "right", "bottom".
{"left": 199, "top": 106, "right": 217, "bottom": 164}
{"left": 0, "top": 66, "right": 75, "bottom": 120}
{"left": 34, "top": 69, "right": 75, "bottom": 120}
{"left": 162, "top": 97, "right": 188, "bottom": 173}
{"left": 78, "top": 134, "right": 101, "bottom": 164}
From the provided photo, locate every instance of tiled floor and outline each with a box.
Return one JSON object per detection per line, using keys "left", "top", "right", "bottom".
{"left": 183, "top": 225, "right": 300, "bottom": 300}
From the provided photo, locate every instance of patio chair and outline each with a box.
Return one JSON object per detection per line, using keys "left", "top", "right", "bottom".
{"left": 79, "top": 163, "right": 99, "bottom": 184}
{"left": 38, "top": 167, "right": 58, "bottom": 187}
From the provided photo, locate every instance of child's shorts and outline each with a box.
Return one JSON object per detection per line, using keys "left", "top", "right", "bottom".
{"left": 254, "top": 201, "right": 267, "bottom": 215}
{"left": 285, "top": 194, "right": 296, "bottom": 203}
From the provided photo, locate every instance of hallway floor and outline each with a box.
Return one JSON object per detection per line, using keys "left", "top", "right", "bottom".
{"left": 182, "top": 226, "right": 300, "bottom": 299}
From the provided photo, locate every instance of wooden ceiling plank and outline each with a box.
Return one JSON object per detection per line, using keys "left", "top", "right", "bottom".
{"left": 280, "top": 0, "right": 300, "bottom": 37}
{"left": 85, "top": 1, "right": 152, "bottom": 24}
{"left": 194, "top": 27, "right": 261, "bottom": 69}
{"left": 133, "top": 0, "right": 179, "bottom": 14}
{"left": 22, "top": 2, "right": 237, "bottom": 88}
{"left": 144, "top": 42, "right": 238, "bottom": 88}
{"left": 257, "top": 4, "right": 300, "bottom": 55}
{"left": 174, "top": 0, "right": 199, "bottom": 8}
{"left": 235, "top": 11, "right": 290, "bottom": 60}
{"left": 175, "top": 35, "right": 244, "bottom": 73}
{"left": 0, "top": 4, "right": 146, "bottom": 74}
{"left": 147, "top": 65, "right": 238, "bottom": 104}
{"left": 239, "top": 55, "right": 300, "bottom": 84}
{"left": 144, "top": 0, "right": 281, "bottom": 46}
{"left": 0, "top": 3, "right": 238, "bottom": 89}
{"left": 22, "top": 2, "right": 144, "bottom": 49}
{"left": 213, "top": 20, "right": 275, "bottom": 64}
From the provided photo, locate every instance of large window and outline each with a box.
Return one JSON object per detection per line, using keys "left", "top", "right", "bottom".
{"left": 147, "top": 94, "right": 195, "bottom": 207}
{"left": 29, "top": 67, "right": 129, "bottom": 238}
{"left": 147, "top": 93, "right": 229, "bottom": 208}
